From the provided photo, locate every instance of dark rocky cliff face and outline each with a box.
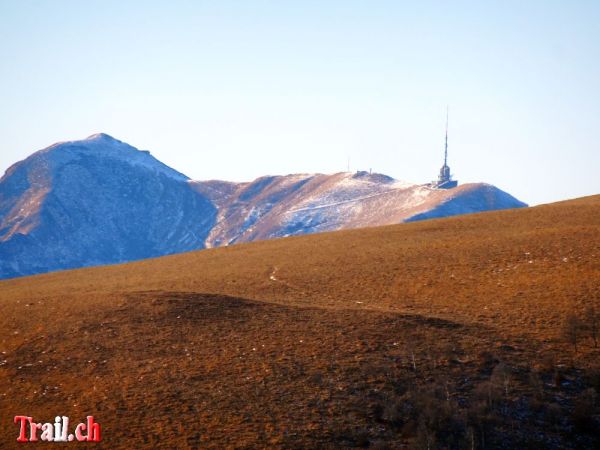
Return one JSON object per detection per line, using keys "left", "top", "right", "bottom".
{"left": 0, "top": 134, "right": 216, "bottom": 279}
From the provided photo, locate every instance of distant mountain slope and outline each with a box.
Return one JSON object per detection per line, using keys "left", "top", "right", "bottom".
{"left": 0, "top": 134, "right": 216, "bottom": 279}
{"left": 192, "top": 171, "right": 527, "bottom": 246}
{"left": 0, "top": 134, "right": 527, "bottom": 279}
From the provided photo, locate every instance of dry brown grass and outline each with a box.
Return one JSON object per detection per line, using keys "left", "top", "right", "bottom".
{"left": 0, "top": 195, "right": 599, "bottom": 448}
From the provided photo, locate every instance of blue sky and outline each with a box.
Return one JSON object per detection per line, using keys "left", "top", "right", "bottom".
{"left": 0, "top": 0, "right": 598, "bottom": 205}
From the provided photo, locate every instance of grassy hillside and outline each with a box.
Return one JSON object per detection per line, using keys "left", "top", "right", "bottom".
{"left": 1, "top": 195, "right": 599, "bottom": 448}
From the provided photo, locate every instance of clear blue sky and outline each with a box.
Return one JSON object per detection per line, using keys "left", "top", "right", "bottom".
{"left": 1, "top": 1, "right": 598, "bottom": 205}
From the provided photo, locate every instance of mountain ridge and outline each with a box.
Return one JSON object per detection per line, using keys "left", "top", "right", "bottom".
{"left": 192, "top": 172, "right": 526, "bottom": 247}
{"left": 0, "top": 133, "right": 527, "bottom": 278}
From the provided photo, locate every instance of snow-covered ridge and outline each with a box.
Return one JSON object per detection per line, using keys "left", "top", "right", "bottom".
{"left": 193, "top": 170, "right": 527, "bottom": 247}
{"left": 33, "top": 133, "right": 188, "bottom": 181}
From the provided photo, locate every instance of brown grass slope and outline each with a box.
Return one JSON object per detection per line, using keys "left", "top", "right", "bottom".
{"left": 0, "top": 195, "right": 599, "bottom": 449}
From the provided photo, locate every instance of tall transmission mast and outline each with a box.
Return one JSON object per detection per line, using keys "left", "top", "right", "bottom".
{"left": 444, "top": 106, "right": 449, "bottom": 167}
{"left": 432, "top": 106, "right": 457, "bottom": 189}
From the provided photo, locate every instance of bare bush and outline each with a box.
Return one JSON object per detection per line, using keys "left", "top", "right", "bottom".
{"left": 473, "top": 381, "right": 501, "bottom": 408}
{"left": 586, "top": 366, "right": 600, "bottom": 394}
{"left": 528, "top": 369, "right": 544, "bottom": 401}
{"left": 491, "top": 362, "right": 512, "bottom": 396}
{"left": 563, "top": 313, "right": 583, "bottom": 352}
{"left": 414, "top": 418, "right": 437, "bottom": 450}
{"left": 477, "top": 351, "right": 498, "bottom": 370}
{"left": 584, "top": 303, "right": 600, "bottom": 348}
{"left": 381, "top": 399, "right": 405, "bottom": 429}
{"left": 553, "top": 368, "right": 565, "bottom": 388}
